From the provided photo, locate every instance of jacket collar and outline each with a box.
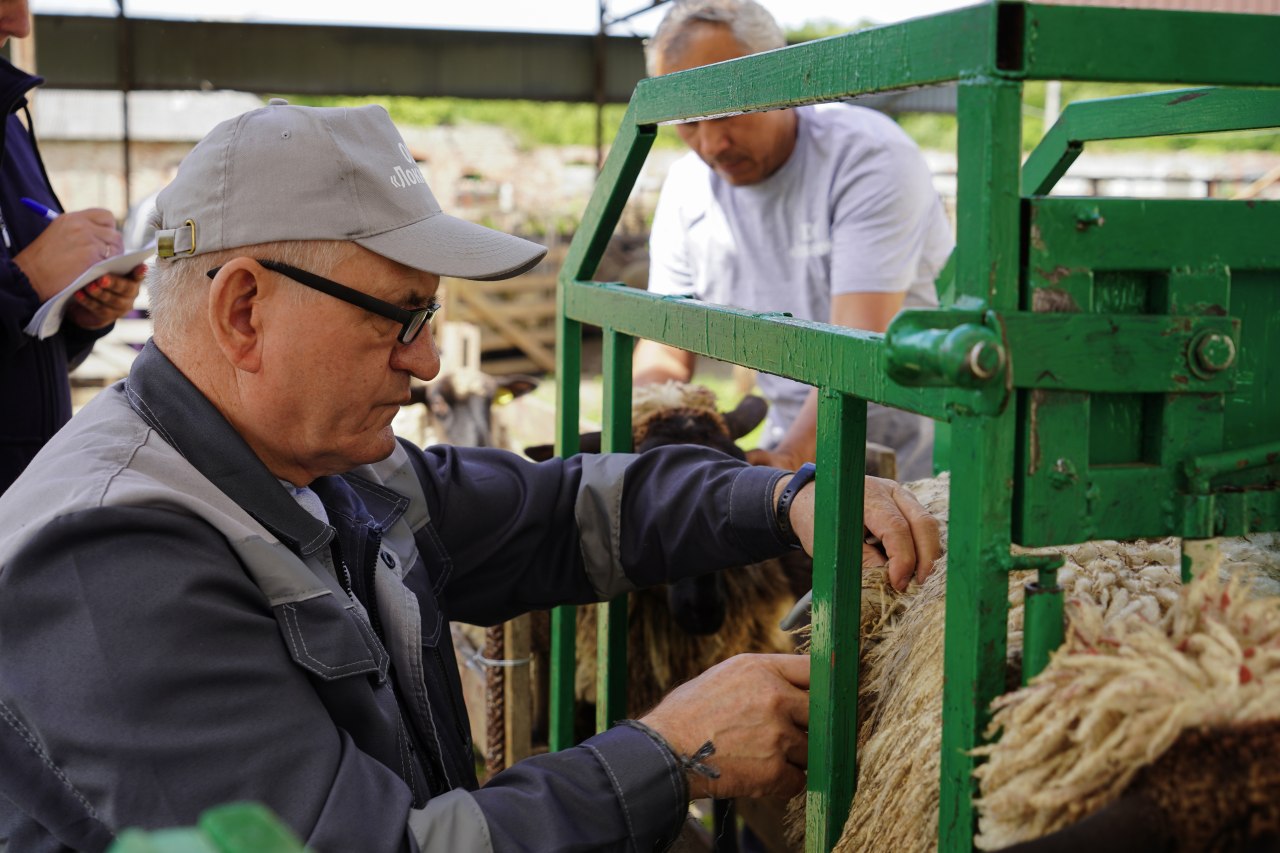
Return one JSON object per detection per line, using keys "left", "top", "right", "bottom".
{"left": 124, "top": 340, "right": 335, "bottom": 556}
{"left": 0, "top": 56, "right": 41, "bottom": 116}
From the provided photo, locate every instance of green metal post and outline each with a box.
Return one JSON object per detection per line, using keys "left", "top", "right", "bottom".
{"left": 806, "top": 389, "right": 868, "bottom": 852}
{"left": 597, "top": 329, "right": 633, "bottom": 731}
{"left": 549, "top": 279, "right": 583, "bottom": 752}
{"left": 551, "top": 101, "right": 654, "bottom": 751}
{"left": 938, "top": 71, "right": 1023, "bottom": 853}
{"left": 1022, "top": 571, "right": 1065, "bottom": 685}
{"left": 1183, "top": 538, "right": 1219, "bottom": 584}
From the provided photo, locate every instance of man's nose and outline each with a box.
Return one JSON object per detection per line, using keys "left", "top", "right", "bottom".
{"left": 695, "top": 119, "right": 733, "bottom": 158}
{"left": 391, "top": 329, "right": 442, "bottom": 382}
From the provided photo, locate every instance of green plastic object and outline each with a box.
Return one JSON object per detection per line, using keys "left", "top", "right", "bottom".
{"left": 109, "top": 803, "right": 305, "bottom": 853}
{"left": 552, "top": 3, "right": 1280, "bottom": 851}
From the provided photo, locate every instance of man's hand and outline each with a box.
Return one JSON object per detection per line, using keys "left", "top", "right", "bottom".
{"left": 745, "top": 447, "right": 806, "bottom": 471}
{"left": 13, "top": 208, "right": 125, "bottom": 302}
{"left": 64, "top": 265, "right": 145, "bottom": 331}
{"left": 782, "top": 474, "right": 942, "bottom": 592}
{"left": 640, "top": 654, "right": 810, "bottom": 801}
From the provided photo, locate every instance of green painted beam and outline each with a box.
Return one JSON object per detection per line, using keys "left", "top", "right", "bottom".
{"left": 596, "top": 330, "right": 634, "bottom": 732}
{"left": 632, "top": 4, "right": 992, "bottom": 126}
{"left": 560, "top": 282, "right": 949, "bottom": 420}
{"left": 1023, "top": 87, "right": 1280, "bottom": 195}
{"left": 1004, "top": 313, "right": 1238, "bottom": 393}
{"left": 1028, "top": 199, "right": 1280, "bottom": 271}
{"left": 1016, "top": 463, "right": 1280, "bottom": 545}
{"left": 805, "top": 391, "right": 868, "bottom": 852}
{"left": 938, "top": 76, "right": 1023, "bottom": 853}
{"left": 551, "top": 101, "right": 653, "bottom": 752}
{"left": 549, "top": 280, "right": 583, "bottom": 752}
{"left": 1022, "top": 4, "right": 1280, "bottom": 87}
{"left": 560, "top": 102, "right": 657, "bottom": 286}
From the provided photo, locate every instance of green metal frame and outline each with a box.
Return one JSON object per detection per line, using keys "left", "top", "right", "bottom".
{"left": 551, "top": 3, "right": 1280, "bottom": 851}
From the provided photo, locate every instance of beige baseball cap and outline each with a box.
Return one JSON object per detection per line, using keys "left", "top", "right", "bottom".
{"left": 154, "top": 100, "right": 547, "bottom": 281}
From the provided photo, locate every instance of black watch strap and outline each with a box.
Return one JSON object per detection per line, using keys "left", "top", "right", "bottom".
{"left": 775, "top": 462, "right": 816, "bottom": 547}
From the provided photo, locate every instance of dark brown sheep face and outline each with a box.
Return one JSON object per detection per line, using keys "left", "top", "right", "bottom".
{"left": 522, "top": 392, "right": 771, "bottom": 636}
{"left": 634, "top": 407, "right": 747, "bottom": 461}
{"left": 523, "top": 393, "right": 767, "bottom": 461}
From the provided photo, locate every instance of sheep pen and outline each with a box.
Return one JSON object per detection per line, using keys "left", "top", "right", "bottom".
{"left": 784, "top": 474, "right": 1280, "bottom": 853}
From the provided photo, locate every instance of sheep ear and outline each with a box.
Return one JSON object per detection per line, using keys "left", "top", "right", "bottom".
{"left": 522, "top": 431, "right": 602, "bottom": 462}
{"left": 524, "top": 444, "right": 555, "bottom": 462}
{"left": 495, "top": 374, "right": 540, "bottom": 400}
{"left": 723, "top": 395, "right": 768, "bottom": 440}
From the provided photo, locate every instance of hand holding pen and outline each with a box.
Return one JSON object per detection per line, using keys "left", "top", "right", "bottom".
{"left": 11, "top": 203, "right": 124, "bottom": 302}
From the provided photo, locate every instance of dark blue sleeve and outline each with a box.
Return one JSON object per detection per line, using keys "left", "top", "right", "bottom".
{"left": 473, "top": 726, "right": 689, "bottom": 852}
{"left": 0, "top": 258, "right": 39, "bottom": 362}
{"left": 411, "top": 443, "right": 792, "bottom": 626}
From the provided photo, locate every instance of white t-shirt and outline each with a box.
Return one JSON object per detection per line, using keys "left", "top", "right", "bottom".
{"left": 648, "top": 103, "right": 952, "bottom": 468}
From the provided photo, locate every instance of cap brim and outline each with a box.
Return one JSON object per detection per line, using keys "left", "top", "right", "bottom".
{"left": 357, "top": 212, "right": 547, "bottom": 281}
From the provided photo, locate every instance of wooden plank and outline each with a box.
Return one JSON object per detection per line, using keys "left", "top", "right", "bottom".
{"left": 480, "top": 354, "right": 545, "bottom": 376}
{"left": 474, "top": 276, "right": 557, "bottom": 295}
{"left": 462, "top": 286, "right": 557, "bottom": 372}
{"left": 503, "top": 615, "right": 532, "bottom": 768}
{"left": 474, "top": 326, "right": 558, "bottom": 352}
{"left": 449, "top": 624, "right": 489, "bottom": 753}
{"left": 452, "top": 299, "right": 559, "bottom": 322}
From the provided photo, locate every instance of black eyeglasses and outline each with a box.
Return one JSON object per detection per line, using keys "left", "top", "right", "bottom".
{"left": 205, "top": 259, "right": 440, "bottom": 345}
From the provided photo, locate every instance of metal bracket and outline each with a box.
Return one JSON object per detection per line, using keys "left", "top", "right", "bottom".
{"left": 885, "top": 302, "right": 1010, "bottom": 416}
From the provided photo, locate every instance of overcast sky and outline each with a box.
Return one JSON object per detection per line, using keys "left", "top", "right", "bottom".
{"left": 30, "top": 0, "right": 973, "bottom": 34}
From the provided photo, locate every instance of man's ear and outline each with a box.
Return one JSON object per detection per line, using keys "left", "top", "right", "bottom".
{"left": 207, "top": 258, "right": 267, "bottom": 373}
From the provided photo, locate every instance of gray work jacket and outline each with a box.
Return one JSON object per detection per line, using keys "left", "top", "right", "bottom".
{"left": 0, "top": 342, "right": 791, "bottom": 852}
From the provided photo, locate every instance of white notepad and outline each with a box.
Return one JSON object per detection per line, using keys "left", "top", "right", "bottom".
{"left": 23, "top": 244, "right": 156, "bottom": 340}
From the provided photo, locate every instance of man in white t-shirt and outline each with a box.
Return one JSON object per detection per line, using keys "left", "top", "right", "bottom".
{"left": 634, "top": 0, "right": 953, "bottom": 481}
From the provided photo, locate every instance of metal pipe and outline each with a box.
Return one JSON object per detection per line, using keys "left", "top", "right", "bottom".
{"left": 1022, "top": 572, "right": 1064, "bottom": 685}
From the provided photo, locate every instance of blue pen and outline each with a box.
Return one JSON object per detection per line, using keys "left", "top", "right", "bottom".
{"left": 20, "top": 197, "right": 59, "bottom": 221}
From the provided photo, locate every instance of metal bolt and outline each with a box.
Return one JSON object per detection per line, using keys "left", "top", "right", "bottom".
{"left": 1195, "top": 333, "right": 1236, "bottom": 373}
{"left": 965, "top": 341, "right": 1004, "bottom": 380}
{"left": 1050, "top": 457, "right": 1078, "bottom": 489}
{"left": 1075, "top": 206, "right": 1105, "bottom": 230}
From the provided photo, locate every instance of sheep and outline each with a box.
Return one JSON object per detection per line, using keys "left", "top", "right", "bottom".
{"left": 973, "top": 554, "right": 1280, "bottom": 851}
{"left": 531, "top": 381, "right": 809, "bottom": 720}
{"left": 781, "top": 474, "right": 1280, "bottom": 853}
{"left": 525, "top": 382, "right": 818, "bottom": 851}
{"left": 393, "top": 370, "right": 539, "bottom": 450}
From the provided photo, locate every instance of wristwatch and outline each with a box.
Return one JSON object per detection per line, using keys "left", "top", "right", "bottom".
{"left": 775, "top": 462, "right": 816, "bottom": 547}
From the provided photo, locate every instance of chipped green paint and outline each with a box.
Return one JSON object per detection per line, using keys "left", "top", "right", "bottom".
{"left": 806, "top": 390, "right": 868, "bottom": 850}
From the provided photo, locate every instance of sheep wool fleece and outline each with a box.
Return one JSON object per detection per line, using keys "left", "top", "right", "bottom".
{"left": 0, "top": 341, "right": 795, "bottom": 852}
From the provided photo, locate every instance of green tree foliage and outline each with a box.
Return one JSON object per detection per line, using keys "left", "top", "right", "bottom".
{"left": 283, "top": 94, "right": 656, "bottom": 149}
{"left": 785, "top": 18, "right": 872, "bottom": 42}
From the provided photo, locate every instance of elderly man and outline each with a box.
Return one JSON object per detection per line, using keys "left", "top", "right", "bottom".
{"left": 0, "top": 102, "right": 939, "bottom": 852}
{"left": 634, "top": 0, "right": 954, "bottom": 483}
